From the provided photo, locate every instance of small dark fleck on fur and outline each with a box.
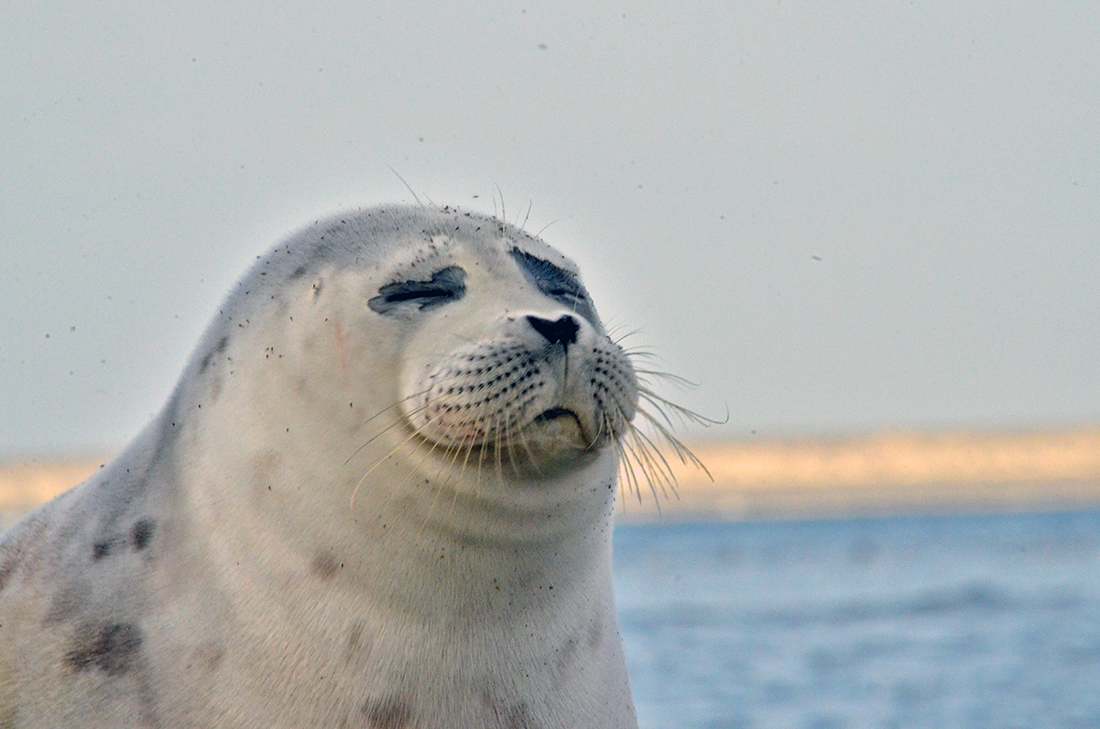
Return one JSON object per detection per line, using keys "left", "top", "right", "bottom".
{"left": 92, "top": 536, "right": 125, "bottom": 560}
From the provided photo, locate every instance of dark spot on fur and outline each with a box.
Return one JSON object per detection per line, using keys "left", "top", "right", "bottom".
{"left": 0, "top": 544, "right": 24, "bottom": 594}
{"left": 0, "top": 516, "right": 50, "bottom": 595}
{"left": 190, "top": 641, "right": 225, "bottom": 673}
{"left": 482, "top": 691, "right": 538, "bottom": 729}
{"left": 130, "top": 519, "right": 156, "bottom": 551}
{"left": 92, "top": 535, "right": 125, "bottom": 561}
{"left": 290, "top": 264, "right": 308, "bottom": 279}
{"left": 199, "top": 336, "right": 230, "bottom": 374}
{"left": 555, "top": 637, "right": 579, "bottom": 675}
{"left": 360, "top": 694, "right": 413, "bottom": 729}
{"left": 67, "top": 623, "right": 144, "bottom": 676}
{"left": 361, "top": 697, "right": 413, "bottom": 728}
{"left": 311, "top": 551, "right": 340, "bottom": 580}
{"left": 0, "top": 557, "right": 17, "bottom": 594}
{"left": 504, "top": 702, "right": 534, "bottom": 729}
{"left": 587, "top": 617, "right": 603, "bottom": 650}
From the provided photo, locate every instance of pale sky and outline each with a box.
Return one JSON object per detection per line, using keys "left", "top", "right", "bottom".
{"left": 2, "top": 2, "right": 1098, "bottom": 457}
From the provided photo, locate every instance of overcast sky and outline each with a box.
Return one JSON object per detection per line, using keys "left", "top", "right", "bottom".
{"left": 2, "top": 2, "right": 1097, "bottom": 457}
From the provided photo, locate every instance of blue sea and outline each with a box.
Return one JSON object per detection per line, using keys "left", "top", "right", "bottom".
{"left": 613, "top": 510, "right": 1100, "bottom": 729}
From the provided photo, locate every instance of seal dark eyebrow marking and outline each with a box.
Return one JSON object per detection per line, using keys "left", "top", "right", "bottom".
{"left": 368, "top": 266, "right": 466, "bottom": 314}
{"left": 509, "top": 248, "right": 597, "bottom": 322}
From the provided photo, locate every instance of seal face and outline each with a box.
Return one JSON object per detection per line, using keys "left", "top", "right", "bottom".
{"left": 0, "top": 204, "right": 642, "bottom": 727}
{"left": 392, "top": 246, "right": 637, "bottom": 476}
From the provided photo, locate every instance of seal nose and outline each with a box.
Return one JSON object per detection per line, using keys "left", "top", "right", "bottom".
{"left": 527, "top": 315, "right": 580, "bottom": 347}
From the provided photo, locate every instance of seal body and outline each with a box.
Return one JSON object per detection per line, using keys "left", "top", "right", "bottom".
{"left": 0, "top": 205, "right": 640, "bottom": 727}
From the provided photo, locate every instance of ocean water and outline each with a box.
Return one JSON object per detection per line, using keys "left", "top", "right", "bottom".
{"left": 613, "top": 510, "right": 1100, "bottom": 729}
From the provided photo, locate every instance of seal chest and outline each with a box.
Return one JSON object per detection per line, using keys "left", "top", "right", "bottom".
{"left": 0, "top": 204, "right": 642, "bottom": 727}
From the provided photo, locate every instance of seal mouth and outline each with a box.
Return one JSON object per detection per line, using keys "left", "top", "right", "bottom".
{"left": 531, "top": 407, "right": 579, "bottom": 426}
{"left": 403, "top": 404, "right": 608, "bottom": 478}
{"left": 526, "top": 407, "right": 601, "bottom": 451}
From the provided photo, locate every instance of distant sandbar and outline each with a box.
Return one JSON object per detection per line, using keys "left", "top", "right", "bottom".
{"left": 4, "top": 426, "right": 1100, "bottom": 527}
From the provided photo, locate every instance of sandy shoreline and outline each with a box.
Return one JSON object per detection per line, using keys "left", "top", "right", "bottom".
{"left": 3, "top": 426, "right": 1100, "bottom": 527}
{"left": 619, "top": 426, "right": 1100, "bottom": 521}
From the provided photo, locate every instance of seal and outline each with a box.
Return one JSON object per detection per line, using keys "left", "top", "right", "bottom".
{"left": 0, "top": 204, "right": 649, "bottom": 727}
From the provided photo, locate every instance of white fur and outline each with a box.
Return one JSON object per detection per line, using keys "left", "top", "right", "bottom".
{"left": 0, "top": 205, "right": 639, "bottom": 728}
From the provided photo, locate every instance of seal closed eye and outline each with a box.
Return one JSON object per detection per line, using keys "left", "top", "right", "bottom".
{"left": 509, "top": 247, "right": 596, "bottom": 323}
{"left": 368, "top": 265, "right": 466, "bottom": 314}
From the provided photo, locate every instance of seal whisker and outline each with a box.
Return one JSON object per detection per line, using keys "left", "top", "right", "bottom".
{"left": 350, "top": 397, "right": 467, "bottom": 509}
{"left": 610, "top": 328, "right": 648, "bottom": 348}
{"left": 633, "top": 406, "right": 712, "bottom": 479}
{"left": 621, "top": 427, "right": 673, "bottom": 508}
{"left": 349, "top": 426, "right": 422, "bottom": 509}
{"left": 520, "top": 199, "right": 533, "bottom": 231}
{"left": 433, "top": 427, "right": 483, "bottom": 522}
{"left": 625, "top": 424, "right": 680, "bottom": 498}
{"left": 613, "top": 433, "right": 646, "bottom": 505}
{"left": 631, "top": 369, "right": 702, "bottom": 389}
{"left": 344, "top": 389, "right": 435, "bottom": 466}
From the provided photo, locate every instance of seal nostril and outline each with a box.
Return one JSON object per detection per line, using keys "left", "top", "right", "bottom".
{"left": 527, "top": 315, "right": 579, "bottom": 346}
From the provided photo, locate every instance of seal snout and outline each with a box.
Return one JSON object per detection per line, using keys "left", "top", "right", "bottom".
{"left": 527, "top": 314, "right": 579, "bottom": 347}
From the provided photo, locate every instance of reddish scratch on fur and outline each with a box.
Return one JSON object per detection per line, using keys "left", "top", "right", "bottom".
{"left": 332, "top": 317, "right": 349, "bottom": 374}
